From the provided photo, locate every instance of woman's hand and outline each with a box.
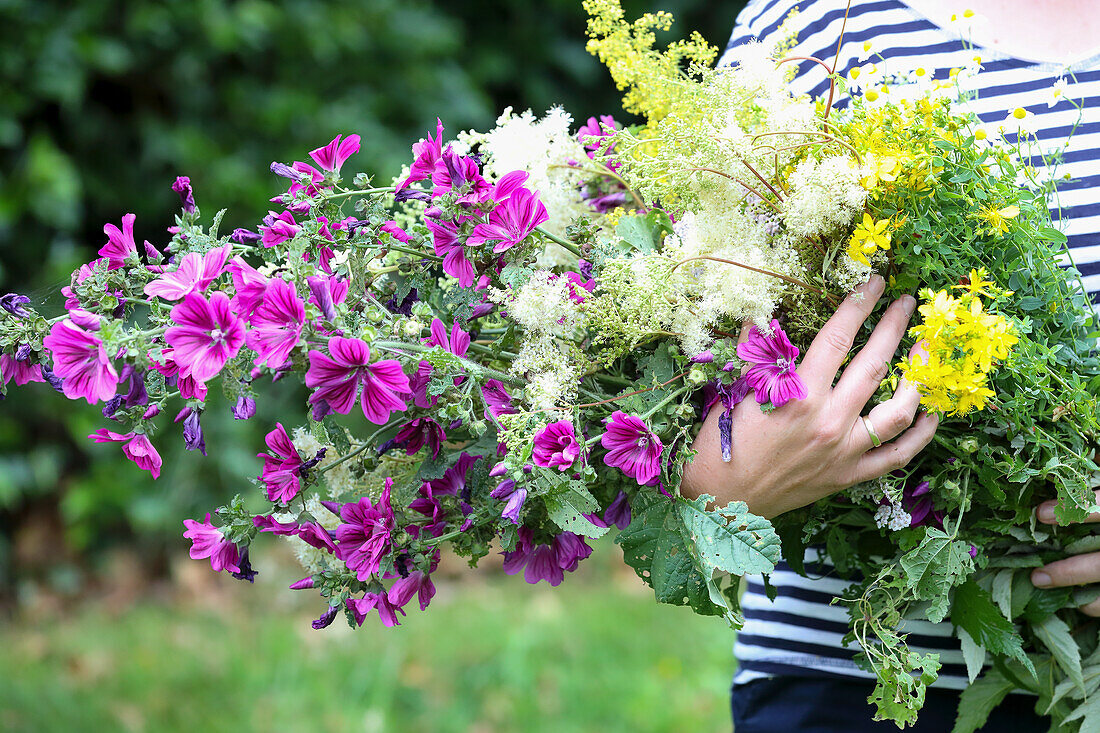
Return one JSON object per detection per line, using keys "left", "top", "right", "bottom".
{"left": 1032, "top": 493, "right": 1100, "bottom": 616}
{"left": 681, "top": 274, "right": 940, "bottom": 519}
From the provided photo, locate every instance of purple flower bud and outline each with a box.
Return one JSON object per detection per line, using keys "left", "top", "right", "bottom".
{"left": 230, "top": 228, "right": 262, "bottom": 244}
{"left": 102, "top": 395, "right": 124, "bottom": 420}
{"left": 179, "top": 409, "right": 206, "bottom": 456}
{"left": 489, "top": 463, "right": 508, "bottom": 478}
{"left": 522, "top": 464, "right": 533, "bottom": 474}
{"left": 172, "top": 176, "right": 197, "bottom": 213}
{"left": 312, "top": 605, "right": 339, "bottom": 630}
{"left": 233, "top": 394, "right": 257, "bottom": 420}
{"left": 298, "top": 447, "right": 328, "bottom": 476}
{"left": 423, "top": 205, "right": 444, "bottom": 218}
{"left": 467, "top": 301, "right": 496, "bottom": 320}
{"left": 142, "top": 404, "right": 161, "bottom": 419}
{"left": 690, "top": 350, "right": 714, "bottom": 364}
{"left": 231, "top": 548, "right": 257, "bottom": 582}
{"left": 578, "top": 259, "right": 594, "bottom": 279}
{"left": 270, "top": 161, "right": 297, "bottom": 179}
{"left": 306, "top": 276, "right": 338, "bottom": 321}
{"left": 490, "top": 478, "right": 516, "bottom": 499}
{"left": 319, "top": 500, "right": 342, "bottom": 517}
{"left": 0, "top": 293, "right": 31, "bottom": 318}
{"left": 144, "top": 240, "right": 163, "bottom": 261}
{"left": 41, "top": 365, "right": 64, "bottom": 393}
{"left": 718, "top": 410, "right": 733, "bottom": 463}
{"left": 394, "top": 187, "right": 430, "bottom": 203}
{"left": 289, "top": 576, "right": 315, "bottom": 590}
{"left": 14, "top": 343, "right": 31, "bottom": 361}
{"left": 969, "top": 545, "right": 978, "bottom": 558}
{"left": 502, "top": 488, "right": 527, "bottom": 524}
{"left": 285, "top": 200, "right": 311, "bottom": 214}
{"left": 124, "top": 368, "right": 148, "bottom": 407}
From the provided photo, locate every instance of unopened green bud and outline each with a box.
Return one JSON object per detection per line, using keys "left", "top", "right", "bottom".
{"left": 941, "top": 480, "right": 962, "bottom": 502}
{"left": 402, "top": 319, "right": 423, "bottom": 338}
{"left": 958, "top": 438, "right": 980, "bottom": 454}
{"left": 687, "top": 368, "right": 707, "bottom": 386}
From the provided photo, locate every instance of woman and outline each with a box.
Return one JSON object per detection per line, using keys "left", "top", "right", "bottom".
{"left": 682, "top": 0, "right": 1100, "bottom": 729}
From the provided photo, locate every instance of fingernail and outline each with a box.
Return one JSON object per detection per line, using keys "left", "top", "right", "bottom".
{"left": 1038, "top": 503, "right": 1056, "bottom": 522}
{"left": 1032, "top": 571, "right": 1052, "bottom": 588}
{"left": 900, "top": 295, "right": 916, "bottom": 315}
{"left": 868, "top": 275, "right": 885, "bottom": 296}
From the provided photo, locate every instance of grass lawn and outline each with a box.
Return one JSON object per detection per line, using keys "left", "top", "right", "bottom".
{"left": 0, "top": 540, "right": 736, "bottom": 733}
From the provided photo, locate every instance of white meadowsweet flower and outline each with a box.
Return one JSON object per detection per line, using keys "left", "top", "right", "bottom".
{"left": 1047, "top": 77, "right": 1070, "bottom": 108}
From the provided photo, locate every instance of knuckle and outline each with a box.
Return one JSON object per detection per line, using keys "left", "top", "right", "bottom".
{"left": 811, "top": 421, "right": 842, "bottom": 447}
{"left": 861, "top": 358, "right": 889, "bottom": 384}
{"left": 887, "top": 447, "right": 910, "bottom": 471}
{"left": 887, "top": 407, "right": 915, "bottom": 434}
{"left": 821, "top": 328, "right": 853, "bottom": 356}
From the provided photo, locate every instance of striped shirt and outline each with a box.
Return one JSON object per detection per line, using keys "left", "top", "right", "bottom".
{"left": 721, "top": 0, "right": 1100, "bottom": 689}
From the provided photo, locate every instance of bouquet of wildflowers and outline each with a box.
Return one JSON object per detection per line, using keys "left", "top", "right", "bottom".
{"left": 3, "top": 1, "right": 1100, "bottom": 729}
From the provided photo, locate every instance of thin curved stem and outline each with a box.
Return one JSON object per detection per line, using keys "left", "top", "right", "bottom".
{"left": 672, "top": 256, "right": 836, "bottom": 304}
{"left": 535, "top": 226, "right": 583, "bottom": 258}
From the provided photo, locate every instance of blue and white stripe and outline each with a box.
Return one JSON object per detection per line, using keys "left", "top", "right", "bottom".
{"left": 721, "top": 0, "right": 1100, "bottom": 689}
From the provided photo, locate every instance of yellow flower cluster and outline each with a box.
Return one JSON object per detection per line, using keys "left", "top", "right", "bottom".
{"left": 899, "top": 270, "right": 1018, "bottom": 415}
{"left": 847, "top": 213, "right": 900, "bottom": 266}
{"left": 582, "top": 0, "right": 716, "bottom": 122}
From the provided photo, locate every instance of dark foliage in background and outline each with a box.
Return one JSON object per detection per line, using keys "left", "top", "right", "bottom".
{"left": 0, "top": 0, "right": 744, "bottom": 596}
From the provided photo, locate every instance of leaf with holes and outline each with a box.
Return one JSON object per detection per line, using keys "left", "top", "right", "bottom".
{"left": 678, "top": 495, "right": 781, "bottom": 576}
{"left": 616, "top": 492, "right": 723, "bottom": 616}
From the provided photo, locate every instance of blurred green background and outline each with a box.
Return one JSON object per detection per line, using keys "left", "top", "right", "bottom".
{"left": 0, "top": 1, "right": 746, "bottom": 730}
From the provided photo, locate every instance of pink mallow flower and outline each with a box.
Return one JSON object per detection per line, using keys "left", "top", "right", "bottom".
{"left": 144, "top": 244, "right": 231, "bottom": 301}
{"left": 347, "top": 592, "right": 404, "bottom": 628}
{"left": 165, "top": 291, "right": 246, "bottom": 384}
{"left": 467, "top": 187, "right": 549, "bottom": 253}
{"left": 336, "top": 479, "right": 395, "bottom": 581}
{"left": 227, "top": 256, "right": 269, "bottom": 315}
{"left": 399, "top": 119, "right": 445, "bottom": 190}
{"left": 246, "top": 278, "right": 305, "bottom": 369}
{"left": 1, "top": 353, "right": 44, "bottom": 386}
{"left": 305, "top": 337, "right": 410, "bottom": 424}
{"left": 183, "top": 513, "right": 240, "bottom": 573}
{"left": 600, "top": 411, "right": 663, "bottom": 486}
{"left": 89, "top": 428, "right": 162, "bottom": 479}
{"left": 425, "top": 217, "right": 475, "bottom": 287}
{"left": 388, "top": 570, "right": 436, "bottom": 612}
{"left": 43, "top": 320, "right": 118, "bottom": 404}
{"left": 309, "top": 133, "right": 361, "bottom": 173}
{"left": 257, "top": 422, "right": 304, "bottom": 503}
{"left": 533, "top": 420, "right": 580, "bottom": 472}
{"left": 99, "top": 213, "right": 138, "bottom": 270}
{"left": 260, "top": 210, "right": 300, "bottom": 248}
{"left": 736, "top": 319, "right": 807, "bottom": 408}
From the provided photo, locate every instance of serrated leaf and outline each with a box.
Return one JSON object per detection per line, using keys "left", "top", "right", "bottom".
{"left": 957, "top": 627, "right": 985, "bottom": 684}
{"left": 678, "top": 495, "right": 781, "bottom": 576}
{"left": 900, "top": 528, "right": 974, "bottom": 622}
{"left": 952, "top": 580, "right": 1036, "bottom": 680}
{"left": 952, "top": 668, "right": 1015, "bottom": 733}
{"left": 616, "top": 493, "right": 723, "bottom": 616}
{"left": 545, "top": 483, "right": 608, "bottom": 539}
{"left": 1033, "top": 614, "right": 1085, "bottom": 695}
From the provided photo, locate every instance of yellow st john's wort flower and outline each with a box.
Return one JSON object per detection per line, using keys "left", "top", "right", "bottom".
{"left": 898, "top": 285, "right": 1016, "bottom": 416}
{"left": 978, "top": 204, "right": 1020, "bottom": 236}
{"left": 846, "top": 213, "right": 895, "bottom": 266}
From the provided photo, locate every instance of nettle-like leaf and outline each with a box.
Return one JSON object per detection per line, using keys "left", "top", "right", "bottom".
{"left": 1033, "top": 614, "right": 1086, "bottom": 696}
{"left": 950, "top": 580, "right": 1036, "bottom": 679}
{"left": 899, "top": 527, "right": 974, "bottom": 622}
{"left": 678, "top": 495, "right": 781, "bottom": 576}
{"left": 616, "top": 492, "right": 723, "bottom": 617}
{"left": 952, "top": 668, "right": 1016, "bottom": 733}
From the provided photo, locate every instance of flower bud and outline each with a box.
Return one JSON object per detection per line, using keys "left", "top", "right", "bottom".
{"left": 686, "top": 367, "right": 707, "bottom": 385}
{"left": 958, "top": 438, "right": 980, "bottom": 454}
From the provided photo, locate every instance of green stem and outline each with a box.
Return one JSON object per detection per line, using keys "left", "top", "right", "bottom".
{"left": 641, "top": 385, "right": 689, "bottom": 420}
{"left": 319, "top": 187, "right": 394, "bottom": 202}
{"left": 535, "top": 226, "right": 583, "bottom": 258}
{"left": 373, "top": 340, "right": 523, "bottom": 387}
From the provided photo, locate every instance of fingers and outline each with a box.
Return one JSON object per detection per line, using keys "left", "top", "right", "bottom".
{"left": 1081, "top": 597, "right": 1100, "bottom": 617}
{"left": 1032, "top": 553, "right": 1100, "bottom": 589}
{"left": 850, "top": 410, "right": 939, "bottom": 483}
{"left": 833, "top": 295, "right": 917, "bottom": 411}
{"left": 845, "top": 342, "right": 927, "bottom": 451}
{"left": 1036, "top": 490, "right": 1100, "bottom": 525}
{"left": 799, "top": 275, "right": 885, "bottom": 390}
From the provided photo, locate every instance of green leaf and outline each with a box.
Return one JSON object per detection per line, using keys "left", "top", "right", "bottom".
{"left": 614, "top": 209, "right": 672, "bottom": 253}
{"left": 1033, "top": 614, "right": 1085, "bottom": 695}
{"left": 678, "top": 495, "right": 781, "bottom": 576}
{"left": 616, "top": 493, "right": 722, "bottom": 616}
{"left": 951, "top": 580, "right": 1035, "bottom": 678}
{"left": 544, "top": 482, "right": 608, "bottom": 539}
{"left": 990, "top": 568, "right": 1013, "bottom": 619}
{"left": 899, "top": 528, "right": 974, "bottom": 622}
{"left": 952, "top": 668, "right": 1015, "bottom": 733}
{"left": 957, "top": 627, "right": 985, "bottom": 683}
